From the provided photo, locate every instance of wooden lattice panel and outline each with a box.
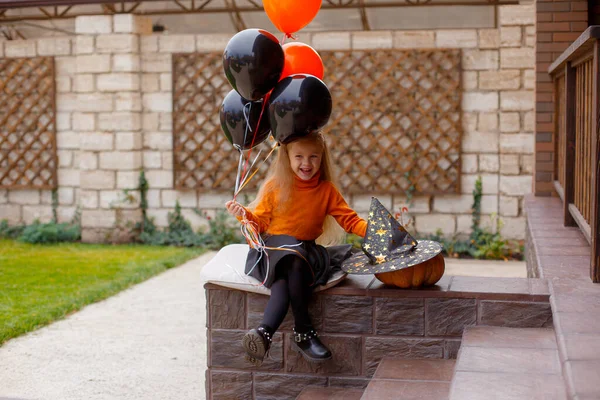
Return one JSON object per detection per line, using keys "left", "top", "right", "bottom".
{"left": 325, "top": 49, "right": 462, "bottom": 194}
{"left": 172, "top": 52, "right": 273, "bottom": 191}
{"left": 173, "top": 49, "right": 462, "bottom": 194}
{"left": 0, "top": 57, "right": 57, "bottom": 189}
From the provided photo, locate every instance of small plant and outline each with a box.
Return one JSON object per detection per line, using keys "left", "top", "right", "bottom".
{"left": 197, "top": 208, "right": 244, "bottom": 250}
{"left": 0, "top": 188, "right": 81, "bottom": 244}
{"left": 419, "top": 176, "right": 523, "bottom": 261}
{"left": 139, "top": 201, "right": 206, "bottom": 247}
{"left": 0, "top": 219, "right": 25, "bottom": 239}
{"left": 134, "top": 171, "right": 243, "bottom": 248}
{"left": 19, "top": 221, "right": 81, "bottom": 244}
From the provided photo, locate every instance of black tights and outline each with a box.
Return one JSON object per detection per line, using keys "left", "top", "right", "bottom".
{"left": 261, "top": 256, "right": 313, "bottom": 334}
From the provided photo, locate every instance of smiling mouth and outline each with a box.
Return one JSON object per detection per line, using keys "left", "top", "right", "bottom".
{"left": 299, "top": 168, "right": 312, "bottom": 175}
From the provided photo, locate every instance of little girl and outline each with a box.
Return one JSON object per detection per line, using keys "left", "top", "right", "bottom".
{"left": 226, "top": 131, "right": 367, "bottom": 366}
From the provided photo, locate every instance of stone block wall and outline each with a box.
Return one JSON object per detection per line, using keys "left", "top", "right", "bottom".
{"left": 205, "top": 274, "right": 552, "bottom": 399}
{"left": 0, "top": 3, "right": 536, "bottom": 241}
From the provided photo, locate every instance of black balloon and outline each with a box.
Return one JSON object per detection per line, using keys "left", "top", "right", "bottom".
{"left": 268, "top": 74, "right": 332, "bottom": 144}
{"left": 220, "top": 90, "right": 271, "bottom": 150}
{"left": 223, "top": 29, "right": 284, "bottom": 101}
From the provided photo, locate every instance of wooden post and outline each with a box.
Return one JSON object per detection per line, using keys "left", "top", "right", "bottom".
{"left": 564, "top": 62, "right": 577, "bottom": 227}
{"left": 591, "top": 41, "right": 600, "bottom": 283}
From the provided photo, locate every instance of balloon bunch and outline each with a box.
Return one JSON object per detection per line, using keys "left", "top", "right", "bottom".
{"left": 219, "top": 0, "right": 331, "bottom": 198}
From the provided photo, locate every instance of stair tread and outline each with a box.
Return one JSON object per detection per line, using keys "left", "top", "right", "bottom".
{"left": 373, "top": 358, "right": 456, "bottom": 381}
{"left": 449, "top": 371, "right": 567, "bottom": 400}
{"left": 361, "top": 380, "right": 450, "bottom": 400}
{"left": 296, "top": 386, "right": 364, "bottom": 400}
{"left": 462, "top": 326, "right": 557, "bottom": 349}
{"left": 450, "top": 327, "right": 565, "bottom": 400}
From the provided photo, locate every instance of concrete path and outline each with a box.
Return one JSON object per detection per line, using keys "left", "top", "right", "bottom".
{"left": 0, "top": 251, "right": 216, "bottom": 400}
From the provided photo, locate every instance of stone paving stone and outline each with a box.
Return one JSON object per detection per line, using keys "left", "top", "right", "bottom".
{"left": 296, "top": 386, "right": 364, "bottom": 400}
{"left": 551, "top": 293, "right": 600, "bottom": 313}
{"left": 557, "top": 333, "right": 600, "bottom": 361}
{"left": 462, "top": 326, "right": 557, "bottom": 349}
{"left": 426, "top": 298, "right": 477, "bottom": 336}
{"left": 448, "top": 276, "right": 531, "bottom": 300}
{"left": 253, "top": 373, "right": 327, "bottom": 400}
{"left": 365, "top": 337, "right": 445, "bottom": 376}
{"left": 555, "top": 312, "right": 600, "bottom": 335}
{"left": 210, "top": 371, "right": 252, "bottom": 400}
{"left": 564, "top": 360, "right": 600, "bottom": 399}
{"left": 478, "top": 301, "right": 552, "bottom": 328}
{"left": 456, "top": 346, "right": 561, "bottom": 375}
{"left": 208, "top": 289, "right": 245, "bottom": 329}
{"left": 375, "top": 298, "right": 424, "bottom": 335}
{"left": 373, "top": 358, "right": 456, "bottom": 381}
{"left": 536, "top": 246, "right": 591, "bottom": 256}
{"left": 210, "top": 330, "right": 283, "bottom": 371}
{"left": 362, "top": 380, "right": 450, "bottom": 400}
{"left": 450, "top": 371, "right": 567, "bottom": 400}
{"left": 328, "top": 377, "right": 370, "bottom": 389}
{"left": 444, "top": 340, "right": 462, "bottom": 359}
{"left": 323, "top": 295, "right": 373, "bottom": 333}
{"left": 285, "top": 334, "right": 362, "bottom": 376}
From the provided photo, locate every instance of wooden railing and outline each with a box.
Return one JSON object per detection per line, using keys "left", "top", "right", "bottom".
{"left": 549, "top": 26, "right": 600, "bottom": 282}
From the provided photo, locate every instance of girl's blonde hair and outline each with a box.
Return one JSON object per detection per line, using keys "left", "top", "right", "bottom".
{"left": 249, "top": 131, "right": 345, "bottom": 246}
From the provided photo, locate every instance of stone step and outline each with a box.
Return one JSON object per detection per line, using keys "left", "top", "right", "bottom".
{"left": 295, "top": 386, "right": 364, "bottom": 400}
{"left": 373, "top": 358, "right": 456, "bottom": 381}
{"left": 449, "top": 326, "right": 567, "bottom": 400}
{"left": 360, "top": 358, "right": 454, "bottom": 400}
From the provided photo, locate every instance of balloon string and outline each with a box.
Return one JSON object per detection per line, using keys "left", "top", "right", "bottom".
{"left": 234, "top": 143, "right": 278, "bottom": 197}
{"left": 282, "top": 32, "right": 297, "bottom": 45}
{"left": 239, "top": 208, "right": 313, "bottom": 286}
{"left": 234, "top": 92, "right": 271, "bottom": 201}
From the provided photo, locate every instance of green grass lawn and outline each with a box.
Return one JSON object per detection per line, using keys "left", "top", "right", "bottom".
{"left": 0, "top": 239, "right": 205, "bottom": 345}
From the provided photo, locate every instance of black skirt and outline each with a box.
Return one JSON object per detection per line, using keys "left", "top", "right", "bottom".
{"left": 245, "top": 234, "right": 353, "bottom": 289}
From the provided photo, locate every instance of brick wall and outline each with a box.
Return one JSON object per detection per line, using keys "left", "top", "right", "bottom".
{"left": 0, "top": 5, "right": 536, "bottom": 241}
{"left": 535, "top": 0, "right": 589, "bottom": 196}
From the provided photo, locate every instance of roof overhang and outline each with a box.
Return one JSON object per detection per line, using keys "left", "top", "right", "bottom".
{"left": 0, "top": 0, "right": 518, "bottom": 30}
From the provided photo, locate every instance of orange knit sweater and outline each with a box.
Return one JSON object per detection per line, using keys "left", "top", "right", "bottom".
{"left": 243, "top": 173, "right": 367, "bottom": 241}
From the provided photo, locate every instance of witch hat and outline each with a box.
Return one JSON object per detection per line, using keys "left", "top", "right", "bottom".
{"left": 342, "top": 197, "right": 443, "bottom": 275}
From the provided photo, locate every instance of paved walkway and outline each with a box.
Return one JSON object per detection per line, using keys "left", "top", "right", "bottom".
{"left": 0, "top": 251, "right": 216, "bottom": 400}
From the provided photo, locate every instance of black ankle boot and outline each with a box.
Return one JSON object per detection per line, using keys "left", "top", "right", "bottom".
{"left": 242, "top": 326, "right": 272, "bottom": 367}
{"left": 291, "top": 328, "right": 332, "bottom": 363}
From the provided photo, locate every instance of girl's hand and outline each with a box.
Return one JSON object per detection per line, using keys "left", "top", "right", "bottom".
{"left": 225, "top": 200, "right": 245, "bottom": 218}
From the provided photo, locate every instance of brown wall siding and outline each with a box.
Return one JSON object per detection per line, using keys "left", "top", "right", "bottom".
{"left": 535, "top": 0, "right": 588, "bottom": 196}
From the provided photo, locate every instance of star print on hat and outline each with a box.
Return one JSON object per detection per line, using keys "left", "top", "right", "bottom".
{"left": 342, "top": 197, "right": 443, "bottom": 275}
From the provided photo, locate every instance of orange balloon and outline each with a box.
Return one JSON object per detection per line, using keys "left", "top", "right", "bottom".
{"left": 263, "top": 0, "right": 322, "bottom": 35}
{"left": 281, "top": 42, "right": 324, "bottom": 80}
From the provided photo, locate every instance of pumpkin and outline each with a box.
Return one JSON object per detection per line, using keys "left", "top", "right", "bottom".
{"left": 375, "top": 254, "right": 445, "bottom": 289}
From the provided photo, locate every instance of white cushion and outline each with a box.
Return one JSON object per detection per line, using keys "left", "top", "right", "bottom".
{"left": 200, "top": 244, "right": 347, "bottom": 295}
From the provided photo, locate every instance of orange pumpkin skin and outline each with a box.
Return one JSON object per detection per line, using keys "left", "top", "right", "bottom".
{"left": 375, "top": 254, "right": 445, "bottom": 289}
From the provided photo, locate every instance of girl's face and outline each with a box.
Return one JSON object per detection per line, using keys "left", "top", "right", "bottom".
{"left": 287, "top": 140, "right": 323, "bottom": 181}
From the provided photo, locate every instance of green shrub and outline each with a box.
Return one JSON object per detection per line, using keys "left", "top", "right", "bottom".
{"left": 0, "top": 219, "right": 81, "bottom": 244}
{"left": 0, "top": 220, "right": 25, "bottom": 239}
{"left": 139, "top": 202, "right": 206, "bottom": 247}
{"left": 418, "top": 176, "right": 523, "bottom": 260}
{"left": 19, "top": 221, "right": 81, "bottom": 244}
